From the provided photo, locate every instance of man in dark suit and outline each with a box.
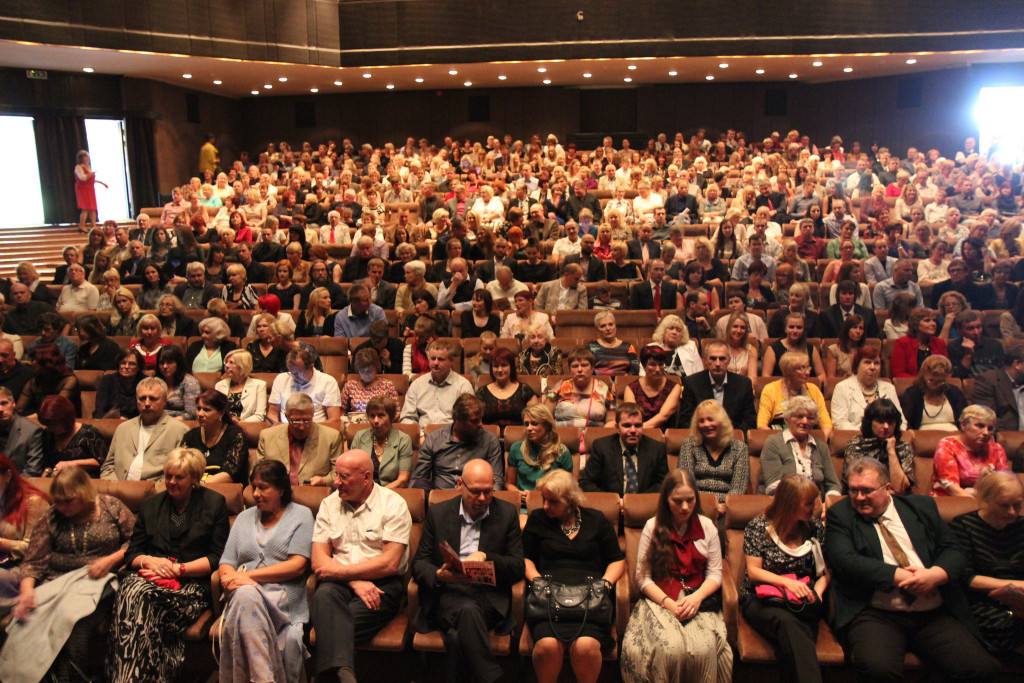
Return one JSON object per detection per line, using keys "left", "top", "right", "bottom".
{"left": 561, "top": 234, "right": 606, "bottom": 283}
{"left": 679, "top": 340, "right": 757, "bottom": 430}
{"left": 766, "top": 285, "right": 824, "bottom": 338}
{"left": 412, "top": 459, "right": 524, "bottom": 683}
{"left": 820, "top": 279, "right": 882, "bottom": 339}
{"left": 626, "top": 223, "right": 662, "bottom": 263}
{"left": 299, "top": 259, "right": 349, "bottom": 310}
{"left": 356, "top": 258, "right": 397, "bottom": 310}
{"left": 753, "top": 180, "right": 788, "bottom": 222}
{"left": 52, "top": 246, "right": 79, "bottom": 285}
{"left": 971, "top": 345, "right": 1024, "bottom": 432}
{"left": 561, "top": 180, "right": 603, "bottom": 224}
{"left": 0, "top": 386, "right": 43, "bottom": 476}
{"left": 235, "top": 241, "right": 269, "bottom": 284}
{"left": 929, "top": 259, "right": 984, "bottom": 310}
{"left": 580, "top": 404, "right": 668, "bottom": 496}
{"left": 664, "top": 178, "right": 699, "bottom": 224}
{"left": 117, "top": 240, "right": 152, "bottom": 285}
{"left": 825, "top": 458, "right": 1000, "bottom": 683}
{"left": 432, "top": 219, "right": 473, "bottom": 261}
{"left": 629, "top": 259, "right": 681, "bottom": 313}
{"left": 3, "top": 283, "right": 56, "bottom": 335}
{"left": 474, "top": 237, "right": 515, "bottom": 284}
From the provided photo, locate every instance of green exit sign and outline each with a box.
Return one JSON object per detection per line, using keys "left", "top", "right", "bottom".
{"left": 26, "top": 69, "right": 48, "bottom": 80}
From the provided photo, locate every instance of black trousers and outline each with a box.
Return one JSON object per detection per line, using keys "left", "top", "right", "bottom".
{"left": 742, "top": 597, "right": 824, "bottom": 683}
{"left": 844, "top": 607, "right": 1000, "bottom": 683}
{"left": 435, "top": 586, "right": 504, "bottom": 683}
{"left": 310, "top": 575, "right": 404, "bottom": 679}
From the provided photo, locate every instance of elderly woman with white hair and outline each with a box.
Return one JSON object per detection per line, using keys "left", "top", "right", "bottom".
{"left": 471, "top": 184, "right": 506, "bottom": 228}
{"left": 395, "top": 259, "right": 438, "bottom": 312}
{"left": 652, "top": 314, "right": 702, "bottom": 377}
{"left": 931, "top": 404, "right": 1010, "bottom": 497}
{"left": 107, "top": 448, "right": 230, "bottom": 682}
{"left": 758, "top": 395, "right": 841, "bottom": 505}
{"left": 186, "top": 316, "right": 237, "bottom": 374}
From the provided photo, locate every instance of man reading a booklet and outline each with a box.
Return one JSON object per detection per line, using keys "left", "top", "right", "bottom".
{"left": 412, "top": 459, "right": 525, "bottom": 683}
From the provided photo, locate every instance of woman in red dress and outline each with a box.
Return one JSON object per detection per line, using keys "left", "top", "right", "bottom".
{"left": 75, "top": 150, "right": 108, "bottom": 233}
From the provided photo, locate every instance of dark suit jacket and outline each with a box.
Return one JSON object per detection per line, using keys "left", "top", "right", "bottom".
{"left": 299, "top": 281, "right": 349, "bottom": 310}
{"left": 172, "top": 282, "right": 220, "bottom": 309}
{"left": 475, "top": 257, "right": 516, "bottom": 284}
{"left": 971, "top": 369, "right": 1019, "bottom": 431}
{"left": 580, "top": 434, "right": 668, "bottom": 496}
{"left": 118, "top": 257, "right": 152, "bottom": 284}
{"left": 562, "top": 193, "right": 603, "bottom": 223}
{"left": 767, "top": 307, "right": 824, "bottom": 338}
{"left": 411, "top": 496, "right": 525, "bottom": 635}
{"left": 825, "top": 494, "right": 975, "bottom": 635}
{"left": 626, "top": 239, "right": 662, "bottom": 261}
{"left": 664, "top": 192, "right": 700, "bottom": 222}
{"left": 820, "top": 304, "right": 882, "bottom": 339}
{"left": 1, "top": 414, "right": 44, "bottom": 476}
{"left": 124, "top": 486, "right": 230, "bottom": 573}
{"left": 629, "top": 280, "right": 680, "bottom": 311}
{"left": 52, "top": 264, "right": 70, "bottom": 285}
{"left": 370, "top": 280, "right": 398, "bottom": 309}
{"left": 680, "top": 371, "right": 757, "bottom": 431}
{"left": 562, "top": 254, "right": 606, "bottom": 283}
{"left": 241, "top": 259, "right": 270, "bottom": 285}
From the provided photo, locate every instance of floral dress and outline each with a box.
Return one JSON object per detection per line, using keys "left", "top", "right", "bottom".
{"left": 931, "top": 437, "right": 1009, "bottom": 496}
{"left": 551, "top": 379, "right": 615, "bottom": 428}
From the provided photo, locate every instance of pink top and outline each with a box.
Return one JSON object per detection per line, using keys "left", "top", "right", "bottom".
{"left": 338, "top": 377, "right": 398, "bottom": 414}
{"left": 931, "top": 435, "right": 1009, "bottom": 496}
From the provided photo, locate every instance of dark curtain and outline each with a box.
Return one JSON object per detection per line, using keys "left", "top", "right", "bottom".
{"left": 33, "top": 114, "right": 87, "bottom": 225}
{"left": 125, "top": 116, "right": 158, "bottom": 216}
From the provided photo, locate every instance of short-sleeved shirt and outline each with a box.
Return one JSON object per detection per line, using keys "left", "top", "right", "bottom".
{"left": 507, "top": 441, "right": 573, "bottom": 492}
{"left": 931, "top": 436, "right": 1009, "bottom": 496}
{"left": 312, "top": 484, "right": 412, "bottom": 575}
{"left": 269, "top": 368, "right": 342, "bottom": 422}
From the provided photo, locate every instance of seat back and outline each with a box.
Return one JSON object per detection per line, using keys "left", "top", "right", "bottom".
{"left": 723, "top": 494, "right": 772, "bottom": 593}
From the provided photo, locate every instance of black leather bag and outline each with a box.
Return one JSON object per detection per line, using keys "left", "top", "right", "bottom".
{"left": 525, "top": 576, "right": 614, "bottom": 641}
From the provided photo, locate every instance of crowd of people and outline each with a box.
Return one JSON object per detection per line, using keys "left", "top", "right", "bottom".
{"left": 0, "top": 128, "right": 1021, "bottom": 681}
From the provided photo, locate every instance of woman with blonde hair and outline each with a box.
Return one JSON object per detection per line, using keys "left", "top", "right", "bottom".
{"left": 295, "top": 286, "right": 337, "bottom": 337}
{"left": 678, "top": 399, "right": 750, "bottom": 515}
{"left": 96, "top": 268, "right": 122, "bottom": 310}
{"left": 506, "top": 404, "right": 572, "bottom": 516}
{"left": 690, "top": 236, "right": 730, "bottom": 286}
{"left": 107, "top": 287, "right": 141, "bottom": 337}
{"left": 653, "top": 314, "right": 702, "bottom": 377}
{"left": 721, "top": 312, "right": 758, "bottom": 377}
{"left": 757, "top": 353, "right": 833, "bottom": 439}
{"left": 621, "top": 468, "right": 731, "bottom": 683}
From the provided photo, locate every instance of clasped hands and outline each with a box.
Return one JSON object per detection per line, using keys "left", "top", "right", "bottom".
{"left": 662, "top": 593, "right": 703, "bottom": 622}
{"left": 220, "top": 566, "right": 258, "bottom": 592}
{"left": 893, "top": 565, "right": 947, "bottom": 597}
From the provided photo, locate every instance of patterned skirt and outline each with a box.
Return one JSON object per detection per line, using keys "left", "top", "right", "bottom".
{"left": 620, "top": 594, "right": 733, "bottom": 683}
{"left": 106, "top": 573, "right": 209, "bottom": 683}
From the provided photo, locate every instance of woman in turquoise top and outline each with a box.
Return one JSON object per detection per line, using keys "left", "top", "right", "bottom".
{"left": 186, "top": 317, "right": 237, "bottom": 374}
{"left": 505, "top": 404, "right": 573, "bottom": 522}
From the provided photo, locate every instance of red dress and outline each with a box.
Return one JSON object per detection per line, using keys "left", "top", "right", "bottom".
{"left": 75, "top": 164, "right": 98, "bottom": 211}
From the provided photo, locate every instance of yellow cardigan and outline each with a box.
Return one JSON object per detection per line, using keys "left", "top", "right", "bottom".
{"left": 756, "top": 380, "right": 833, "bottom": 431}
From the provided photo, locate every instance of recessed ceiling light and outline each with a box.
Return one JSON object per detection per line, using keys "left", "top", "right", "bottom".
{"left": 789, "top": 73, "right": 798, "bottom": 78}
{"left": 668, "top": 71, "right": 678, "bottom": 76}
{"left": 705, "top": 75, "right": 714, "bottom": 81}
{"left": 464, "top": 81, "right": 472, "bottom": 86}
{"left": 627, "top": 65, "right": 637, "bottom": 70}
{"left": 334, "top": 80, "right": 343, "bottom": 86}
{"left": 278, "top": 77, "right": 287, "bottom": 82}
{"left": 250, "top": 90, "right": 259, "bottom": 95}
{"left": 363, "top": 73, "right": 372, "bottom": 78}
{"left": 82, "top": 67, "right": 94, "bottom": 73}
{"left": 755, "top": 69, "right": 765, "bottom": 75}
{"left": 537, "top": 67, "right": 547, "bottom": 73}
{"left": 448, "top": 70, "right": 458, "bottom": 75}
{"left": 843, "top": 67, "right": 853, "bottom": 73}
{"left": 310, "top": 88, "right": 318, "bottom": 93}
{"left": 812, "top": 61, "right": 823, "bottom": 67}
{"left": 906, "top": 58, "right": 917, "bottom": 65}
{"left": 263, "top": 84, "right": 272, "bottom": 89}
{"left": 543, "top": 79, "right": 551, "bottom": 84}
{"left": 582, "top": 73, "right": 592, "bottom": 78}
{"left": 415, "top": 77, "right": 424, "bottom": 83}
{"left": 719, "top": 63, "right": 728, "bottom": 69}
{"left": 497, "top": 75, "right": 506, "bottom": 81}
{"left": 386, "top": 84, "right": 395, "bottom": 90}
{"left": 182, "top": 74, "right": 192, "bottom": 79}
{"left": 623, "top": 77, "right": 632, "bottom": 83}
{"left": 213, "top": 80, "right": 222, "bottom": 85}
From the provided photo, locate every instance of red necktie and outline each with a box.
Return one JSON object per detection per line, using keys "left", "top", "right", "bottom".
{"left": 654, "top": 282, "right": 662, "bottom": 317}
{"left": 330, "top": 229, "right": 336, "bottom": 244}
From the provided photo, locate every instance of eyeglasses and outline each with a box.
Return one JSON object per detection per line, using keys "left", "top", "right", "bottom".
{"left": 848, "top": 483, "right": 886, "bottom": 498}
{"left": 464, "top": 486, "right": 494, "bottom": 497}
{"left": 287, "top": 418, "right": 312, "bottom": 425}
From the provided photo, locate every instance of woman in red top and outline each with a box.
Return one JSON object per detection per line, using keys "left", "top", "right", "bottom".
{"left": 891, "top": 308, "right": 947, "bottom": 378}
{"left": 74, "top": 150, "right": 108, "bottom": 233}
{"left": 931, "top": 405, "right": 1009, "bottom": 497}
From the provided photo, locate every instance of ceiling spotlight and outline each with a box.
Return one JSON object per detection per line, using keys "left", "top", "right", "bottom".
{"left": 718, "top": 63, "right": 728, "bottom": 69}
{"left": 334, "top": 80, "right": 343, "bottom": 86}
{"left": 582, "top": 73, "right": 592, "bottom": 78}
{"left": 843, "top": 67, "right": 853, "bottom": 73}
{"left": 537, "top": 67, "right": 547, "bottom": 73}
{"left": 627, "top": 65, "right": 637, "bottom": 70}
{"left": 906, "top": 58, "right": 917, "bottom": 65}
{"left": 755, "top": 69, "right": 765, "bottom": 74}
{"left": 448, "top": 70, "right": 458, "bottom": 75}
{"left": 706, "top": 75, "right": 714, "bottom": 81}
{"left": 386, "top": 84, "right": 395, "bottom": 90}
{"left": 213, "top": 80, "right": 222, "bottom": 85}
{"left": 82, "top": 67, "right": 94, "bottom": 73}
{"left": 464, "top": 81, "right": 472, "bottom": 86}
{"left": 789, "top": 73, "right": 798, "bottom": 78}
{"left": 278, "top": 77, "right": 287, "bottom": 82}
{"left": 668, "top": 71, "right": 678, "bottom": 76}
{"left": 310, "top": 88, "right": 318, "bottom": 93}
{"left": 362, "top": 73, "right": 372, "bottom": 78}
{"left": 623, "top": 77, "right": 632, "bottom": 83}
{"left": 812, "top": 61, "right": 823, "bottom": 67}
{"left": 497, "top": 75, "right": 507, "bottom": 80}
{"left": 543, "top": 79, "right": 551, "bottom": 84}
{"left": 182, "top": 74, "right": 192, "bottom": 79}
{"left": 250, "top": 90, "right": 259, "bottom": 95}
{"left": 415, "top": 78, "right": 424, "bottom": 83}
{"left": 263, "top": 84, "right": 272, "bottom": 89}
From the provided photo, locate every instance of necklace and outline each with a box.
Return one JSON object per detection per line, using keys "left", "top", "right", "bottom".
{"left": 561, "top": 508, "right": 582, "bottom": 537}
{"left": 70, "top": 520, "right": 90, "bottom": 556}
{"left": 923, "top": 398, "right": 946, "bottom": 418}
{"left": 372, "top": 431, "right": 388, "bottom": 453}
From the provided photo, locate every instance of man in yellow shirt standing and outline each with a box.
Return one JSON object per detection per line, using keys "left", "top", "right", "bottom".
{"left": 199, "top": 132, "right": 219, "bottom": 175}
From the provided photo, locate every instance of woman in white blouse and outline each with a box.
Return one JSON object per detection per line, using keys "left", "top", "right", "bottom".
{"left": 652, "top": 314, "right": 703, "bottom": 377}
{"left": 470, "top": 184, "right": 505, "bottom": 228}
{"left": 214, "top": 349, "right": 268, "bottom": 423}
{"left": 632, "top": 180, "right": 663, "bottom": 223}
{"left": 830, "top": 346, "right": 906, "bottom": 431}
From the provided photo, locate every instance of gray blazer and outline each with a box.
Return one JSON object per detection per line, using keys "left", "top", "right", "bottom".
{"left": 350, "top": 427, "right": 414, "bottom": 487}
{"left": 101, "top": 413, "right": 191, "bottom": 481}
{"left": 2, "top": 415, "right": 44, "bottom": 477}
{"left": 533, "top": 279, "right": 588, "bottom": 311}
{"left": 757, "top": 431, "right": 841, "bottom": 501}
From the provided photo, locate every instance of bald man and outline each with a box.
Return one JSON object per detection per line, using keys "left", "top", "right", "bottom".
{"left": 310, "top": 449, "right": 412, "bottom": 683}
{"left": 412, "top": 460, "right": 524, "bottom": 683}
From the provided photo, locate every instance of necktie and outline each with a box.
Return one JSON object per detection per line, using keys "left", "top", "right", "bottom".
{"left": 875, "top": 519, "right": 911, "bottom": 568}
{"left": 623, "top": 449, "right": 639, "bottom": 494}
{"left": 653, "top": 282, "right": 662, "bottom": 317}
{"left": 330, "top": 229, "right": 336, "bottom": 244}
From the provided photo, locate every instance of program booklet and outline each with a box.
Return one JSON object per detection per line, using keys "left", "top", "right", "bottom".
{"left": 439, "top": 540, "right": 496, "bottom": 586}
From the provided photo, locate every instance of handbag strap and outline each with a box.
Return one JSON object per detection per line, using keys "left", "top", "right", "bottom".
{"left": 546, "top": 578, "right": 594, "bottom": 643}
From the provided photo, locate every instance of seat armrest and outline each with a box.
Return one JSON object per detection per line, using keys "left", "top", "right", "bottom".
{"left": 721, "top": 562, "right": 738, "bottom": 645}
{"left": 306, "top": 573, "right": 319, "bottom": 603}
{"left": 210, "top": 570, "right": 224, "bottom": 617}
{"left": 406, "top": 578, "right": 419, "bottom": 621}
{"left": 615, "top": 570, "right": 630, "bottom": 646}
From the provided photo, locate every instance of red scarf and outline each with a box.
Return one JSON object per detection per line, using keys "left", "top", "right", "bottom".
{"left": 655, "top": 514, "right": 707, "bottom": 598}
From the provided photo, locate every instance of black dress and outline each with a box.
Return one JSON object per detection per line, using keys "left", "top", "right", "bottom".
{"left": 606, "top": 261, "right": 642, "bottom": 283}
{"left": 247, "top": 340, "right": 287, "bottom": 374}
{"left": 267, "top": 283, "right": 302, "bottom": 310}
{"left": 459, "top": 310, "right": 501, "bottom": 338}
{"left": 768, "top": 340, "right": 816, "bottom": 377}
{"left": 522, "top": 506, "right": 625, "bottom": 643}
{"left": 93, "top": 373, "right": 143, "bottom": 419}
{"left": 76, "top": 338, "right": 121, "bottom": 371}
{"left": 181, "top": 425, "right": 249, "bottom": 484}
{"left": 41, "top": 423, "right": 107, "bottom": 475}
{"left": 476, "top": 382, "right": 536, "bottom": 429}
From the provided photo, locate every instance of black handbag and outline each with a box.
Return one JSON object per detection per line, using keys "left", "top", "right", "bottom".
{"left": 525, "top": 576, "right": 614, "bottom": 642}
